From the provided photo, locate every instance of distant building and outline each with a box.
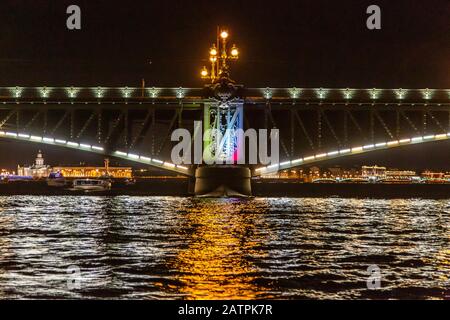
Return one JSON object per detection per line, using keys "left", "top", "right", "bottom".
{"left": 385, "top": 169, "right": 417, "bottom": 180}
{"left": 53, "top": 159, "right": 132, "bottom": 178}
{"left": 421, "top": 171, "right": 445, "bottom": 180}
{"left": 362, "top": 165, "right": 386, "bottom": 179}
{"left": 17, "top": 150, "right": 52, "bottom": 179}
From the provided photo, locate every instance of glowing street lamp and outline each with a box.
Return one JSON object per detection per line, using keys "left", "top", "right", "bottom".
{"left": 200, "top": 28, "right": 240, "bottom": 83}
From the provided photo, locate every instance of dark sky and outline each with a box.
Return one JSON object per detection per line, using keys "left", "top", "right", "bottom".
{"left": 0, "top": 0, "right": 448, "bottom": 87}
{"left": 0, "top": 0, "right": 449, "bottom": 170}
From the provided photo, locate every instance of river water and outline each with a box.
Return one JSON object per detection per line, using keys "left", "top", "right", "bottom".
{"left": 0, "top": 196, "right": 448, "bottom": 299}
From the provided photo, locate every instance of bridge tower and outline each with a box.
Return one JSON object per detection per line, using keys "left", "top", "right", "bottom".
{"left": 195, "top": 29, "right": 252, "bottom": 196}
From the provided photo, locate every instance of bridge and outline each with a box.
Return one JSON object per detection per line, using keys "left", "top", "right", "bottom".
{"left": 1, "top": 28, "right": 450, "bottom": 195}
{"left": 1, "top": 86, "right": 449, "bottom": 179}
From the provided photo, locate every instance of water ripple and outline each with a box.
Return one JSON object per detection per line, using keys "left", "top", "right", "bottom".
{"left": 0, "top": 196, "right": 448, "bottom": 299}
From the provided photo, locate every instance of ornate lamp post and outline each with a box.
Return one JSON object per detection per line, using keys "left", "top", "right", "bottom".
{"left": 200, "top": 29, "right": 239, "bottom": 83}
{"left": 194, "top": 28, "right": 251, "bottom": 197}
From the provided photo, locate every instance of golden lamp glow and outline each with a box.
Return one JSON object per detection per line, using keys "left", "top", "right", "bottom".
{"left": 201, "top": 67, "right": 208, "bottom": 78}
{"left": 231, "top": 45, "right": 239, "bottom": 57}
{"left": 200, "top": 27, "right": 239, "bottom": 83}
{"left": 210, "top": 46, "right": 218, "bottom": 56}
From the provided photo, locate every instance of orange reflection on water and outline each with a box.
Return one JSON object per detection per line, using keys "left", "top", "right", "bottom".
{"left": 172, "top": 199, "right": 272, "bottom": 300}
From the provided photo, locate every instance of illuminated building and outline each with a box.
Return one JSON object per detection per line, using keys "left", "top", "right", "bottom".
{"left": 385, "top": 169, "right": 417, "bottom": 180}
{"left": 361, "top": 165, "right": 386, "bottom": 179}
{"left": 421, "top": 171, "right": 445, "bottom": 180}
{"left": 17, "top": 150, "right": 52, "bottom": 178}
{"left": 53, "top": 159, "right": 132, "bottom": 178}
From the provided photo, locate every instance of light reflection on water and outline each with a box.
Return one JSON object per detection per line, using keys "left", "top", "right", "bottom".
{"left": 0, "top": 196, "right": 448, "bottom": 299}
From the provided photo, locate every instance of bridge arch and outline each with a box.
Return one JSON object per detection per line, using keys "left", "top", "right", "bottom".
{"left": 254, "top": 132, "right": 450, "bottom": 176}
{"left": 0, "top": 130, "right": 191, "bottom": 176}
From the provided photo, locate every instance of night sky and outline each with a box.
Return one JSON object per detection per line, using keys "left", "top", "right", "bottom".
{"left": 0, "top": 0, "right": 449, "bottom": 170}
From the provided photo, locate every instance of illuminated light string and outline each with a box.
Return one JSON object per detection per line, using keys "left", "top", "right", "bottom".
{"left": 255, "top": 133, "right": 450, "bottom": 174}
{"left": 112, "top": 151, "right": 187, "bottom": 171}
{"left": 0, "top": 130, "right": 187, "bottom": 173}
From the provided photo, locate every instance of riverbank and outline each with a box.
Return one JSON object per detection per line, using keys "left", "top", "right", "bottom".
{"left": 2, "top": 179, "right": 450, "bottom": 198}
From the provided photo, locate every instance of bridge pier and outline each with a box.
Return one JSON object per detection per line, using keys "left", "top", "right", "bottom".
{"left": 194, "top": 166, "right": 252, "bottom": 197}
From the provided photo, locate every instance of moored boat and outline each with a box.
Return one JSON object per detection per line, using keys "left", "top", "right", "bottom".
{"left": 72, "top": 178, "right": 112, "bottom": 192}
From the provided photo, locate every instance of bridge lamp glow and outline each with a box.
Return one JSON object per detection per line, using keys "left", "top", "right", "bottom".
{"left": 96, "top": 87, "right": 105, "bottom": 98}
{"left": 291, "top": 159, "right": 303, "bottom": 164}
{"left": 43, "top": 137, "right": 54, "bottom": 143}
{"left": 280, "top": 161, "right": 291, "bottom": 167}
{"left": 79, "top": 143, "right": 91, "bottom": 149}
{"left": 127, "top": 153, "right": 139, "bottom": 159}
{"left": 387, "top": 140, "right": 399, "bottom": 146}
{"left": 230, "top": 44, "right": 239, "bottom": 58}
{"left": 148, "top": 87, "right": 160, "bottom": 98}
{"left": 363, "top": 144, "right": 375, "bottom": 150}
{"left": 423, "top": 135, "right": 435, "bottom": 140}
{"left": 316, "top": 88, "right": 327, "bottom": 99}
{"left": 152, "top": 159, "right": 164, "bottom": 165}
{"left": 55, "top": 139, "right": 67, "bottom": 144}
{"left": 396, "top": 88, "right": 406, "bottom": 100}
{"left": 316, "top": 153, "right": 327, "bottom": 159}
{"left": 15, "top": 87, "right": 22, "bottom": 98}
{"left": 289, "top": 88, "right": 300, "bottom": 99}
{"left": 92, "top": 146, "right": 104, "bottom": 151}
{"left": 351, "top": 147, "right": 363, "bottom": 153}
{"left": 435, "top": 134, "right": 447, "bottom": 139}
{"left": 163, "top": 162, "right": 176, "bottom": 168}
{"left": 67, "top": 141, "right": 79, "bottom": 147}
{"left": 201, "top": 66, "right": 209, "bottom": 78}
{"left": 176, "top": 165, "right": 188, "bottom": 170}
{"left": 343, "top": 88, "right": 353, "bottom": 100}
{"left": 255, "top": 167, "right": 266, "bottom": 172}
{"left": 263, "top": 88, "right": 273, "bottom": 100}
{"left": 67, "top": 87, "right": 78, "bottom": 99}
{"left": 5, "top": 132, "right": 17, "bottom": 137}
{"left": 30, "top": 136, "right": 42, "bottom": 141}
{"left": 209, "top": 45, "right": 218, "bottom": 56}
{"left": 327, "top": 151, "right": 339, "bottom": 156}
{"left": 370, "top": 88, "right": 380, "bottom": 100}
{"left": 267, "top": 164, "right": 279, "bottom": 171}
{"left": 411, "top": 137, "right": 423, "bottom": 143}
{"left": 40, "top": 87, "right": 50, "bottom": 98}
{"left": 399, "top": 138, "right": 411, "bottom": 144}
{"left": 175, "top": 88, "right": 185, "bottom": 99}
{"left": 422, "top": 88, "right": 432, "bottom": 100}
{"left": 121, "top": 87, "right": 131, "bottom": 98}
{"left": 220, "top": 31, "right": 229, "bottom": 39}
{"left": 375, "top": 142, "right": 387, "bottom": 148}
{"left": 115, "top": 151, "right": 127, "bottom": 156}
{"left": 140, "top": 156, "right": 151, "bottom": 162}
{"left": 339, "top": 149, "right": 351, "bottom": 154}
{"left": 304, "top": 156, "right": 315, "bottom": 161}
{"left": 18, "top": 133, "right": 30, "bottom": 139}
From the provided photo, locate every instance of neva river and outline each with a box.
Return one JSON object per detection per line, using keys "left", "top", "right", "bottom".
{"left": 0, "top": 196, "right": 448, "bottom": 299}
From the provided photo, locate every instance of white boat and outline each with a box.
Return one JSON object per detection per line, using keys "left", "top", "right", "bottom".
{"left": 72, "top": 179, "right": 111, "bottom": 191}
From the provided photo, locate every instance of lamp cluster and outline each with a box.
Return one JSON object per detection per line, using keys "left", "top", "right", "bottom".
{"left": 201, "top": 29, "right": 239, "bottom": 82}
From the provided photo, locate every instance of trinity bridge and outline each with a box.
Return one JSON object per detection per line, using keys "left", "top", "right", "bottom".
{"left": 1, "top": 87, "right": 449, "bottom": 171}
{"left": 1, "top": 30, "right": 449, "bottom": 195}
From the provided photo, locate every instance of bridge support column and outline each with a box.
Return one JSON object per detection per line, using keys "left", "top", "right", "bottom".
{"left": 194, "top": 80, "right": 251, "bottom": 197}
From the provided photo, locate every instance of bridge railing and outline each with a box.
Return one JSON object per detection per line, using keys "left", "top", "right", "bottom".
{"left": 0, "top": 87, "right": 448, "bottom": 103}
